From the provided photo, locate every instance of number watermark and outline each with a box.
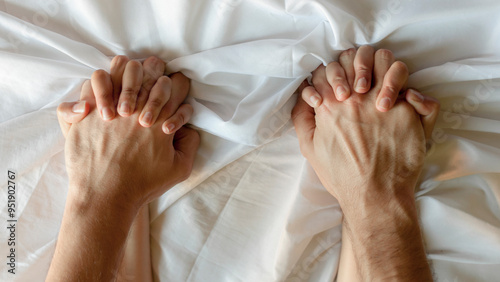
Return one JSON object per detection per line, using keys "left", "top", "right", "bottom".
{"left": 6, "top": 170, "right": 17, "bottom": 275}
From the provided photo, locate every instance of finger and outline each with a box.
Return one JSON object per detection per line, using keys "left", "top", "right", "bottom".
{"left": 376, "top": 61, "right": 409, "bottom": 112}
{"left": 139, "top": 76, "right": 172, "bottom": 127}
{"left": 91, "top": 69, "right": 115, "bottom": 121}
{"left": 301, "top": 85, "right": 323, "bottom": 108}
{"left": 110, "top": 55, "right": 129, "bottom": 105}
{"left": 117, "top": 60, "right": 143, "bottom": 117}
{"left": 156, "top": 72, "right": 191, "bottom": 122}
{"left": 325, "top": 61, "right": 351, "bottom": 101}
{"left": 136, "top": 56, "right": 166, "bottom": 112}
{"left": 80, "top": 80, "right": 97, "bottom": 108}
{"left": 291, "top": 90, "right": 316, "bottom": 157}
{"left": 338, "top": 48, "right": 356, "bottom": 91}
{"left": 405, "top": 89, "right": 441, "bottom": 140}
{"left": 353, "top": 45, "right": 375, "bottom": 94}
{"left": 162, "top": 104, "right": 194, "bottom": 134}
{"left": 173, "top": 127, "right": 200, "bottom": 180}
{"left": 56, "top": 101, "right": 89, "bottom": 138}
{"left": 312, "top": 65, "right": 336, "bottom": 105}
{"left": 373, "top": 49, "right": 395, "bottom": 88}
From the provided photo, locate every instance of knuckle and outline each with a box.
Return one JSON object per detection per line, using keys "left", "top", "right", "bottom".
{"left": 393, "top": 61, "right": 409, "bottom": 75}
{"left": 147, "top": 97, "right": 165, "bottom": 109}
{"left": 375, "top": 49, "right": 394, "bottom": 60}
{"left": 355, "top": 65, "right": 371, "bottom": 74}
{"left": 358, "top": 45, "right": 375, "bottom": 53}
{"left": 147, "top": 56, "right": 162, "bottom": 65}
{"left": 429, "top": 98, "right": 441, "bottom": 111}
{"left": 121, "top": 85, "right": 141, "bottom": 97}
{"left": 127, "top": 59, "right": 142, "bottom": 71}
{"left": 326, "top": 61, "right": 340, "bottom": 70}
{"left": 171, "top": 72, "right": 190, "bottom": 89}
{"left": 92, "top": 69, "right": 108, "bottom": 80}
{"left": 157, "top": 75, "right": 172, "bottom": 87}
{"left": 329, "top": 76, "right": 346, "bottom": 85}
{"left": 311, "top": 75, "right": 322, "bottom": 87}
{"left": 111, "top": 55, "right": 129, "bottom": 68}
{"left": 145, "top": 56, "right": 164, "bottom": 73}
{"left": 341, "top": 48, "right": 356, "bottom": 58}
{"left": 56, "top": 103, "right": 65, "bottom": 115}
{"left": 383, "top": 84, "right": 398, "bottom": 95}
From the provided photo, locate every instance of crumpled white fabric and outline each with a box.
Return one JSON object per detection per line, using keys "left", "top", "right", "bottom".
{"left": 0, "top": 0, "right": 499, "bottom": 281}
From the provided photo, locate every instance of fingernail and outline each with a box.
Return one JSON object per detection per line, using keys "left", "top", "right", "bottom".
{"left": 102, "top": 107, "right": 113, "bottom": 120}
{"left": 142, "top": 112, "right": 153, "bottom": 125}
{"left": 409, "top": 89, "right": 424, "bottom": 102}
{"left": 310, "top": 95, "right": 321, "bottom": 107}
{"left": 378, "top": 98, "right": 391, "bottom": 110}
{"left": 72, "top": 101, "right": 86, "bottom": 113}
{"left": 336, "top": 86, "right": 347, "bottom": 100}
{"left": 119, "top": 102, "right": 130, "bottom": 115}
{"left": 355, "top": 77, "right": 367, "bottom": 92}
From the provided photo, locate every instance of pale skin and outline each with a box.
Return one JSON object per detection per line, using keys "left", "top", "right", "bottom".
{"left": 49, "top": 46, "right": 439, "bottom": 281}
{"left": 293, "top": 46, "right": 439, "bottom": 281}
{"left": 46, "top": 56, "right": 200, "bottom": 281}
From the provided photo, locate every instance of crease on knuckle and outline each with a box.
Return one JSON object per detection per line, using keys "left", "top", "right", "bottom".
{"left": 355, "top": 65, "right": 371, "bottom": 74}
{"left": 375, "top": 49, "right": 394, "bottom": 60}
{"left": 329, "top": 76, "right": 345, "bottom": 85}
{"left": 121, "top": 85, "right": 141, "bottom": 97}
{"left": 383, "top": 84, "right": 398, "bottom": 95}
{"left": 340, "top": 48, "right": 356, "bottom": 59}
{"left": 144, "top": 57, "right": 164, "bottom": 75}
{"left": 112, "top": 55, "right": 129, "bottom": 69}
{"left": 147, "top": 97, "right": 164, "bottom": 109}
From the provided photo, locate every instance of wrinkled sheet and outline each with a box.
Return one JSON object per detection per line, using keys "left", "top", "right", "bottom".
{"left": 1, "top": 0, "right": 500, "bottom": 281}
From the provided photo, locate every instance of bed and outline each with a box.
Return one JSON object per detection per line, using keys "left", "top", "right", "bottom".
{"left": 1, "top": 0, "right": 499, "bottom": 281}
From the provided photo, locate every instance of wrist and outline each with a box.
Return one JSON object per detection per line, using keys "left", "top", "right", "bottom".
{"left": 339, "top": 180, "right": 417, "bottom": 224}
{"left": 340, "top": 185, "right": 431, "bottom": 281}
{"left": 67, "top": 182, "right": 142, "bottom": 222}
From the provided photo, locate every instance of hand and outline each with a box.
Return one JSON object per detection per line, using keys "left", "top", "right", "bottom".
{"left": 57, "top": 56, "right": 193, "bottom": 136}
{"left": 61, "top": 67, "right": 200, "bottom": 209}
{"left": 292, "top": 46, "right": 440, "bottom": 214}
{"left": 293, "top": 46, "right": 439, "bottom": 281}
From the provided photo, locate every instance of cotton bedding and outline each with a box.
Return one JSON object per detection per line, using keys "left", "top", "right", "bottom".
{"left": 1, "top": 0, "right": 500, "bottom": 281}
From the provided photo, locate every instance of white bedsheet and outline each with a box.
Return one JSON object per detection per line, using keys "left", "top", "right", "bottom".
{"left": 1, "top": 0, "right": 500, "bottom": 281}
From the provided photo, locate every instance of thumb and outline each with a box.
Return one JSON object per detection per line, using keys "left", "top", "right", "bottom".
{"left": 56, "top": 101, "right": 89, "bottom": 138}
{"left": 292, "top": 84, "right": 317, "bottom": 157}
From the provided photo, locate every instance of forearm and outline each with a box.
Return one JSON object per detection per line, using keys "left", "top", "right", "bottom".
{"left": 117, "top": 205, "right": 153, "bottom": 281}
{"left": 340, "top": 189, "right": 432, "bottom": 281}
{"left": 46, "top": 186, "right": 140, "bottom": 282}
{"left": 337, "top": 225, "right": 361, "bottom": 282}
